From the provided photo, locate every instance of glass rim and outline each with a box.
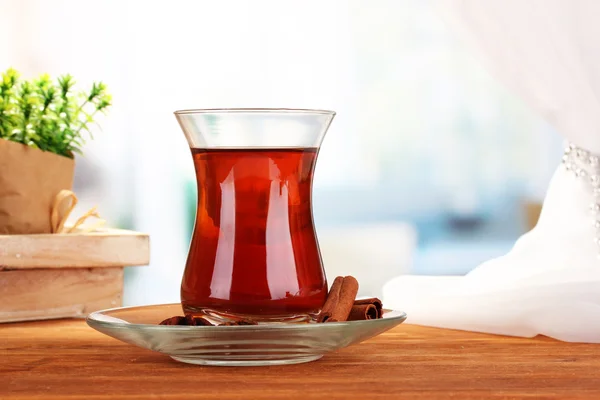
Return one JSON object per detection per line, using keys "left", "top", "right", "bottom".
{"left": 173, "top": 108, "right": 336, "bottom": 116}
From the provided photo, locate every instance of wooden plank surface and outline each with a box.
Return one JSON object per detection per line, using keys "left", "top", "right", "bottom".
{"left": 2, "top": 320, "right": 600, "bottom": 399}
{"left": 0, "top": 268, "right": 123, "bottom": 323}
{"left": 0, "top": 228, "right": 150, "bottom": 269}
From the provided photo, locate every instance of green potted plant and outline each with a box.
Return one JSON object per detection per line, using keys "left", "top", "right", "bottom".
{"left": 0, "top": 68, "right": 111, "bottom": 234}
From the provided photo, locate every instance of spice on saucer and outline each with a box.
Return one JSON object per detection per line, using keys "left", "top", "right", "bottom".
{"left": 158, "top": 316, "right": 188, "bottom": 326}
{"left": 158, "top": 316, "right": 258, "bottom": 326}
{"left": 159, "top": 316, "right": 212, "bottom": 326}
{"left": 349, "top": 297, "right": 383, "bottom": 321}
{"left": 317, "top": 276, "right": 384, "bottom": 322}
{"left": 316, "top": 276, "right": 359, "bottom": 322}
{"left": 348, "top": 303, "right": 377, "bottom": 320}
{"left": 185, "top": 315, "right": 213, "bottom": 326}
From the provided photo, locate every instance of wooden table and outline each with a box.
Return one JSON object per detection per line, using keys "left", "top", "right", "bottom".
{"left": 2, "top": 319, "right": 599, "bottom": 399}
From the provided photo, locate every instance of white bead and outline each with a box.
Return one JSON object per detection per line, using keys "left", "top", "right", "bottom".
{"left": 563, "top": 146, "right": 600, "bottom": 252}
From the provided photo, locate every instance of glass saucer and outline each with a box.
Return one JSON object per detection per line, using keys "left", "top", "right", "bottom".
{"left": 86, "top": 303, "right": 407, "bottom": 366}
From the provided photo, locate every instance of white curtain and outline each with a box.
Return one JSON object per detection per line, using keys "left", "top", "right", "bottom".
{"left": 384, "top": 0, "right": 600, "bottom": 342}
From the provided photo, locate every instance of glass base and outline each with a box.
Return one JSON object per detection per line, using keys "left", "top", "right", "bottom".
{"left": 171, "top": 354, "right": 323, "bottom": 366}
{"left": 184, "top": 307, "right": 317, "bottom": 324}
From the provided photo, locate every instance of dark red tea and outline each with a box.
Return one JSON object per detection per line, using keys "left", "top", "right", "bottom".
{"left": 181, "top": 147, "right": 327, "bottom": 319}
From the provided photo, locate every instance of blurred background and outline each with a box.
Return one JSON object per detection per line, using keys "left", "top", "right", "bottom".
{"left": 0, "top": 0, "right": 563, "bottom": 304}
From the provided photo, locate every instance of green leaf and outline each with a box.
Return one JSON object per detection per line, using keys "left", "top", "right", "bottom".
{"left": 0, "top": 68, "right": 111, "bottom": 157}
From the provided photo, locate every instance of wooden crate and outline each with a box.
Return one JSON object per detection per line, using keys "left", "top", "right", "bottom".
{"left": 0, "top": 228, "right": 149, "bottom": 323}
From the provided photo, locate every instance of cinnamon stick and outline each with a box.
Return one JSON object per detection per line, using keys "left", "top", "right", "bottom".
{"left": 159, "top": 315, "right": 213, "bottom": 326}
{"left": 348, "top": 304, "right": 378, "bottom": 321}
{"left": 159, "top": 316, "right": 187, "bottom": 326}
{"left": 316, "top": 276, "right": 344, "bottom": 322}
{"left": 353, "top": 297, "right": 383, "bottom": 319}
{"left": 317, "top": 276, "right": 359, "bottom": 322}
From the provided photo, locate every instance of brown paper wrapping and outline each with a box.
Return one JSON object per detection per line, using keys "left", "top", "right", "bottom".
{"left": 0, "top": 139, "right": 74, "bottom": 234}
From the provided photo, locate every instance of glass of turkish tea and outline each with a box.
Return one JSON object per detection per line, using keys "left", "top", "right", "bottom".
{"left": 175, "top": 109, "right": 335, "bottom": 323}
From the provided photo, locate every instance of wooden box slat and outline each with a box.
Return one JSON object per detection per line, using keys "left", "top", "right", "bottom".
{"left": 0, "top": 267, "right": 123, "bottom": 323}
{"left": 0, "top": 228, "right": 150, "bottom": 269}
{"left": 0, "top": 228, "right": 149, "bottom": 323}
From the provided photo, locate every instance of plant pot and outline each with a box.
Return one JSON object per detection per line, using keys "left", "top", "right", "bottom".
{"left": 0, "top": 138, "right": 75, "bottom": 234}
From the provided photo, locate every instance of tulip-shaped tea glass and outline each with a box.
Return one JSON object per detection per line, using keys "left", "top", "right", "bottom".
{"left": 175, "top": 109, "right": 335, "bottom": 323}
